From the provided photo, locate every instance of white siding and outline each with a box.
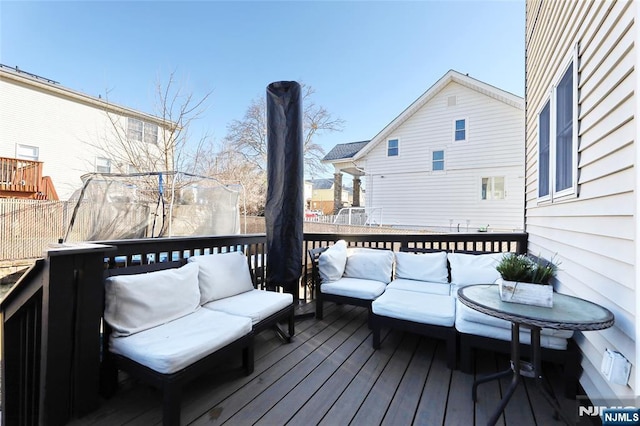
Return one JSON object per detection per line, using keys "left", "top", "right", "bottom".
{"left": 362, "top": 80, "right": 525, "bottom": 231}
{"left": 525, "top": 0, "right": 637, "bottom": 403}
{"left": 0, "top": 71, "right": 168, "bottom": 200}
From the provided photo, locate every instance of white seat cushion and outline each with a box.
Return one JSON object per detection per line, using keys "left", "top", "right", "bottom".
{"left": 319, "top": 240, "right": 348, "bottom": 282}
{"left": 448, "top": 252, "right": 505, "bottom": 292}
{"left": 188, "top": 251, "right": 255, "bottom": 304}
{"left": 344, "top": 248, "right": 394, "bottom": 284}
{"left": 387, "top": 278, "right": 452, "bottom": 296}
{"left": 104, "top": 262, "right": 201, "bottom": 337}
{"left": 455, "top": 300, "right": 573, "bottom": 350}
{"left": 372, "top": 289, "right": 455, "bottom": 327}
{"left": 395, "top": 251, "right": 448, "bottom": 283}
{"left": 202, "top": 289, "right": 292, "bottom": 325}
{"left": 321, "top": 277, "right": 387, "bottom": 300}
{"left": 109, "top": 309, "right": 252, "bottom": 374}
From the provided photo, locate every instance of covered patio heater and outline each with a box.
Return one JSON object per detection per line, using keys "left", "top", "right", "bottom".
{"left": 265, "top": 81, "right": 305, "bottom": 310}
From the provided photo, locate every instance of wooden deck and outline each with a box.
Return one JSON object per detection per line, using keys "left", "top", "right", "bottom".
{"left": 70, "top": 302, "right": 591, "bottom": 426}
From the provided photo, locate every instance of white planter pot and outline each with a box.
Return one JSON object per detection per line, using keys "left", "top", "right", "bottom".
{"left": 498, "top": 279, "right": 553, "bottom": 308}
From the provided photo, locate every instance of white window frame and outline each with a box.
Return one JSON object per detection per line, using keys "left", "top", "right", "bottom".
{"left": 128, "top": 118, "right": 159, "bottom": 145}
{"left": 453, "top": 118, "right": 467, "bottom": 142}
{"left": 481, "top": 176, "right": 505, "bottom": 200}
{"left": 537, "top": 44, "right": 579, "bottom": 203}
{"left": 16, "top": 144, "right": 39, "bottom": 161}
{"left": 537, "top": 100, "right": 551, "bottom": 202}
{"left": 95, "top": 157, "right": 111, "bottom": 173}
{"left": 387, "top": 138, "right": 399, "bottom": 157}
{"left": 432, "top": 149, "right": 445, "bottom": 171}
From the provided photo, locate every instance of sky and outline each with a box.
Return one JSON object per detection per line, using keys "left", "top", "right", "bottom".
{"left": 1, "top": 0, "right": 525, "bottom": 177}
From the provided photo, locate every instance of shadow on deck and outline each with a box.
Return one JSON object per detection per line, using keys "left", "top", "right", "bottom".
{"left": 70, "top": 302, "right": 598, "bottom": 426}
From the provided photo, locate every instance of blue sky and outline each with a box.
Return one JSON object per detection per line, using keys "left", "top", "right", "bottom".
{"left": 1, "top": 0, "right": 525, "bottom": 171}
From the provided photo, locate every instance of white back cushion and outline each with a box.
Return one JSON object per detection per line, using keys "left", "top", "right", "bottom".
{"left": 395, "top": 251, "right": 449, "bottom": 283}
{"left": 448, "top": 252, "right": 504, "bottom": 286}
{"left": 188, "top": 251, "right": 255, "bottom": 304}
{"left": 318, "top": 240, "right": 348, "bottom": 282}
{"left": 104, "top": 262, "right": 201, "bottom": 337}
{"left": 344, "top": 248, "right": 394, "bottom": 283}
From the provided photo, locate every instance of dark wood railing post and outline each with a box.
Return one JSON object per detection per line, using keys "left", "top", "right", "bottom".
{"left": 40, "top": 243, "right": 114, "bottom": 424}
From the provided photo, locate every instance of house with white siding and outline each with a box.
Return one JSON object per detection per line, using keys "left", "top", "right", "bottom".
{"left": 332, "top": 70, "right": 525, "bottom": 232}
{"left": 0, "top": 65, "right": 173, "bottom": 200}
{"left": 525, "top": 0, "right": 638, "bottom": 407}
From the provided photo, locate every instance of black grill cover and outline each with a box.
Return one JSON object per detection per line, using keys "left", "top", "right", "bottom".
{"left": 265, "top": 81, "right": 304, "bottom": 292}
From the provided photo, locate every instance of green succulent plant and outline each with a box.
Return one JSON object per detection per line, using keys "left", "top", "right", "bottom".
{"left": 496, "top": 253, "right": 558, "bottom": 285}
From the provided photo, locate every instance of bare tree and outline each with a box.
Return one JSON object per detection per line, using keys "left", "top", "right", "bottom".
{"left": 195, "top": 144, "right": 266, "bottom": 216}
{"left": 91, "top": 70, "right": 213, "bottom": 177}
{"left": 224, "top": 83, "right": 344, "bottom": 176}
{"left": 79, "top": 71, "right": 217, "bottom": 237}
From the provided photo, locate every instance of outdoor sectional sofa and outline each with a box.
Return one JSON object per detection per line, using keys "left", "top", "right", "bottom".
{"left": 310, "top": 241, "right": 579, "bottom": 398}
{"left": 101, "top": 251, "right": 294, "bottom": 426}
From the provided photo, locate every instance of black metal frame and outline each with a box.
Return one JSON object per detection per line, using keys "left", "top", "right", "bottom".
{"left": 99, "top": 259, "right": 295, "bottom": 425}
{"left": 112, "top": 334, "right": 253, "bottom": 426}
{"left": 471, "top": 323, "right": 578, "bottom": 425}
{"left": 309, "top": 246, "right": 383, "bottom": 328}
{"left": 459, "top": 331, "right": 579, "bottom": 399}
{"left": 371, "top": 313, "right": 458, "bottom": 369}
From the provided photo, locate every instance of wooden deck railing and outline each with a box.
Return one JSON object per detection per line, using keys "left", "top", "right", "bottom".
{"left": 0, "top": 231, "right": 527, "bottom": 425}
{"left": 0, "top": 157, "right": 58, "bottom": 200}
{"left": 0, "top": 157, "right": 42, "bottom": 193}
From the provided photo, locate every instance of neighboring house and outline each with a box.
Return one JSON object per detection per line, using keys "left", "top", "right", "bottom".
{"left": 525, "top": 0, "right": 637, "bottom": 406}
{"left": 306, "top": 178, "right": 354, "bottom": 215}
{"left": 0, "top": 65, "right": 174, "bottom": 200}
{"left": 322, "top": 141, "right": 368, "bottom": 213}
{"left": 326, "top": 70, "right": 525, "bottom": 231}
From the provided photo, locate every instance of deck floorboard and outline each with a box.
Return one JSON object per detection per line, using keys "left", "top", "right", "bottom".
{"left": 68, "top": 302, "right": 588, "bottom": 426}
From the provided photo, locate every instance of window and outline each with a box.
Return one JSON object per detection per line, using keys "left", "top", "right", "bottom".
{"left": 432, "top": 150, "right": 444, "bottom": 171}
{"left": 537, "top": 52, "right": 577, "bottom": 201}
{"left": 95, "top": 157, "right": 111, "bottom": 173}
{"left": 538, "top": 101, "right": 551, "bottom": 198}
{"left": 128, "top": 118, "right": 158, "bottom": 145}
{"left": 144, "top": 123, "right": 158, "bottom": 145}
{"left": 481, "top": 177, "right": 505, "bottom": 200}
{"left": 454, "top": 119, "right": 466, "bottom": 141}
{"left": 555, "top": 63, "right": 574, "bottom": 192}
{"left": 16, "top": 144, "right": 39, "bottom": 161}
{"left": 387, "top": 139, "right": 399, "bottom": 157}
{"left": 127, "top": 118, "right": 143, "bottom": 142}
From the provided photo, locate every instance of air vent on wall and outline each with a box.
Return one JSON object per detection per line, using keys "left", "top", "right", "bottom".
{"left": 447, "top": 96, "right": 457, "bottom": 107}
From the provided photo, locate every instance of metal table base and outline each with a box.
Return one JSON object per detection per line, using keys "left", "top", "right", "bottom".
{"left": 471, "top": 323, "right": 572, "bottom": 426}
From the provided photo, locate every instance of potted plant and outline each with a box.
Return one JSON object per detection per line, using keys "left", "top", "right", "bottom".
{"left": 495, "top": 253, "right": 558, "bottom": 307}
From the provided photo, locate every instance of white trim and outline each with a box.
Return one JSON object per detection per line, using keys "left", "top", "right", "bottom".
{"left": 453, "top": 117, "right": 468, "bottom": 142}
{"left": 552, "top": 44, "right": 579, "bottom": 201}
{"left": 431, "top": 148, "right": 445, "bottom": 172}
{"left": 0, "top": 68, "right": 172, "bottom": 128}
{"left": 480, "top": 176, "right": 506, "bottom": 201}
{"left": 386, "top": 138, "right": 400, "bottom": 157}
{"left": 16, "top": 143, "right": 40, "bottom": 161}
{"left": 352, "top": 70, "right": 523, "bottom": 160}
{"left": 536, "top": 98, "right": 551, "bottom": 203}
{"left": 95, "top": 157, "right": 111, "bottom": 173}
{"left": 537, "top": 43, "right": 579, "bottom": 204}
{"left": 634, "top": 0, "right": 640, "bottom": 393}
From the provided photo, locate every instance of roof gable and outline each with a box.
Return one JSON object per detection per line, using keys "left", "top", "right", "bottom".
{"left": 323, "top": 140, "right": 370, "bottom": 162}
{"left": 353, "top": 70, "right": 524, "bottom": 160}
